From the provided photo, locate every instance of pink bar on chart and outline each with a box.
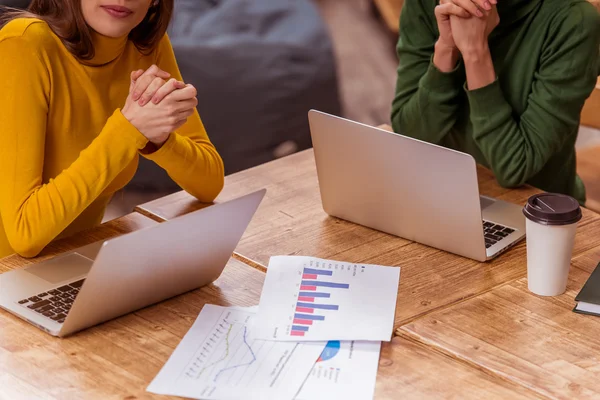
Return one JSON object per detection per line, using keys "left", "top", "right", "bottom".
{"left": 302, "top": 274, "right": 318, "bottom": 279}
{"left": 293, "top": 319, "right": 313, "bottom": 325}
{"left": 298, "top": 297, "right": 314, "bottom": 302}
{"left": 296, "top": 307, "right": 314, "bottom": 313}
{"left": 291, "top": 331, "right": 305, "bottom": 337}
{"left": 300, "top": 285, "right": 317, "bottom": 291}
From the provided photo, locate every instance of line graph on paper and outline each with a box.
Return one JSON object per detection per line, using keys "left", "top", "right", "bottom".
{"left": 148, "top": 305, "right": 326, "bottom": 400}
{"left": 181, "top": 313, "right": 266, "bottom": 386}
{"left": 174, "top": 306, "right": 313, "bottom": 392}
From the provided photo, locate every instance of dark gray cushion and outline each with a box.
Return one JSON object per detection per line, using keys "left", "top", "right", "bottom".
{"left": 172, "top": 0, "right": 340, "bottom": 172}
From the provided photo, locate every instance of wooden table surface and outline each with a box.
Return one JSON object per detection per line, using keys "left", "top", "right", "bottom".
{"left": 0, "top": 215, "right": 538, "bottom": 399}
{"left": 5, "top": 147, "right": 600, "bottom": 398}
{"left": 132, "top": 148, "right": 600, "bottom": 398}
{"left": 399, "top": 249, "right": 600, "bottom": 400}
{"left": 135, "top": 149, "right": 600, "bottom": 329}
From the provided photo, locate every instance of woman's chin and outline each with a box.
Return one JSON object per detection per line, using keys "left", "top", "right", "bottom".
{"left": 89, "top": 20, "right": 137, "bottom": 38}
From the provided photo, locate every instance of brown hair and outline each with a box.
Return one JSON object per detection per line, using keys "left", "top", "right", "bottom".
{"left": 0, "top": 0, "right": 173, "bottom": 60}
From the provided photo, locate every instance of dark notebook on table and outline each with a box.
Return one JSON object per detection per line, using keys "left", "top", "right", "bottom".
{"left": 574, "top": 262, "right": 600, "bottom": 316}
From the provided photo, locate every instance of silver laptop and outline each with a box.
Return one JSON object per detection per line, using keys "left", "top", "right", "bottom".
{"left": 308, "top": 110, "right": 526, "bottom": 262}
{"left": 0, "top": 189, "right": 265, "bottom": 337}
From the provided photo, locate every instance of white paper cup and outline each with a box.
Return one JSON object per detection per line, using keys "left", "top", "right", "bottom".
{"left": 523, "top": 193, "right": 582, "bottom": 297}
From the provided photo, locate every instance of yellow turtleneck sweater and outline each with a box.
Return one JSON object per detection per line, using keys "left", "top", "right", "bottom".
{"left": 0, "top": 18, "right": 225, "bottom": 258}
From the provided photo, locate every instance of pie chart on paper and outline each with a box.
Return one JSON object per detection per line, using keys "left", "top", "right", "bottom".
{"left": 296, "top": 340, "right": 382, "bottom": 400}
{"left": 318, "top": 341, "right": 341, "bottom": 362}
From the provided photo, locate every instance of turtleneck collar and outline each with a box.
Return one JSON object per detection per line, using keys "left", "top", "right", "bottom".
{"left": 83, "top": 29, "right": 129, "bottom": 66}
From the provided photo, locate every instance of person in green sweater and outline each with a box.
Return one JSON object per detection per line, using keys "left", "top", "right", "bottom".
{"left": 392, "top": 0, "right": 600, "bottom": 205}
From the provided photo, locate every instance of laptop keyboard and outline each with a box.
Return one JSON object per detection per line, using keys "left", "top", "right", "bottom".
{"left": 483, "top": 221, "right": 515, "bottom": 249}
{"left": 16, "top": 279, "right": 85, "bottom": 324}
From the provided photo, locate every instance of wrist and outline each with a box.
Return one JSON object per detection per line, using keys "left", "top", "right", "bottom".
{"left": 459, "top": 42, "right": 491, "bottom": 64}
{"left": 433, "top": 40, "right": 459, "bottom": 73}
{"left": 462, "top": 46, "right": 496, "bottom": 91}
{"left": 151, "top": 134, "right": 169, "bottom": 148}
{"left": 121, "top": 107, "right": 138, "bottom": 129}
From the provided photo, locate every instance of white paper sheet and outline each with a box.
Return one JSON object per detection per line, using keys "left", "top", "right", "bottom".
{"left": 147, "top": 305, "right": 325, "bottom": 400}
{"left": 296, "top": 340, "right": 381, "bottom": 400}
{"left": 256, "top": 256, "right": 400, "bottom": 341}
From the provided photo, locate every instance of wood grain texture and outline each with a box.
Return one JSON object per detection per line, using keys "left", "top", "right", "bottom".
{"left": 376, "top": 337, "right": 541, "bottom": 399}
{"left": 399, "top": 264, "right": 600, "bottom": 400}
{"left": 0, "top": 213, "right": 157, "bottom": 273}
{"left": 573, "top": 245, "right": 600, "bottom": 275}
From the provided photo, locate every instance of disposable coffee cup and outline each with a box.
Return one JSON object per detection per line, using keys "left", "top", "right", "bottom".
{"left": 523, "top": 193, "right": 582, "bottom": 296}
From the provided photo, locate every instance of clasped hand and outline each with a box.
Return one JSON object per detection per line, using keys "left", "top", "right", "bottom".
{"left": 435, "top": 0, "right": 500, "bottom": 58}
{"left": 121, "top": 65, "right": 198, "bottom": 147}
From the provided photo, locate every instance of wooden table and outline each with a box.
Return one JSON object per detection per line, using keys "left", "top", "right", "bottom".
{"left": 136, "top": 149, "right": 600, "bottom": 328}
{"left": 0, "top": 214, "right": 538, "bottom": 399}
{"left": 399, "top": 248, "right": 600, "bottom": 399}
{"left": 5, "top": 148, "right": 600, "bottom": 398}
{"left": 133, "top": 148, "right": 600, "bottom": 398}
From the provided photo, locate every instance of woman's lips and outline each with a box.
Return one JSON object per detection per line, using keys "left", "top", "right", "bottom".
{"left": 101, "top": 5, "right": 133, "bottom": 19}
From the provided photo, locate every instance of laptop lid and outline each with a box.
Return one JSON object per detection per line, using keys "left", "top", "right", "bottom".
{"left": 58, "top": 189, "right": 266, "bottom": 337}
{"left": 308, "top": 110, "right": 487, "bottom": 261}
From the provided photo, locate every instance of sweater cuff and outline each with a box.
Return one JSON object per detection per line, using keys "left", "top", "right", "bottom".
{"left": 112, "top": 109, "right": 150, "bottom": 150}
{"left": 141, "top": 131, "right": 178, "bottom": 163}
{"left": 465, "top": 78, "right": 505, "bottom": 119}
{"left": 419, "top": 55, "right": 464, "bottom": 91}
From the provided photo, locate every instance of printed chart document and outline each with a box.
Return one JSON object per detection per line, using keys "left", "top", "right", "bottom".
{"left": 147, "top": 305, "right": 325, "bottom": 400}
{"left": 256, "top": 256, "right": 401, "bottom": 341}
{"left": 296, "top": 340, "right": 381, "bottom": 400}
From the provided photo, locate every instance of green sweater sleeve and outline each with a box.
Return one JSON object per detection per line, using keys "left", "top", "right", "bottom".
{"left": 468, "top": 3, "right": 600, "bottom": 188}
{"left": 391, "top": 0, "right": 464, "bottom": 143}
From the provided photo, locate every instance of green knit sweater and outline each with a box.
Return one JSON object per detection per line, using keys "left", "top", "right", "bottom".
{"left": 392, "top": 0, "right": 600, "bottom": 204}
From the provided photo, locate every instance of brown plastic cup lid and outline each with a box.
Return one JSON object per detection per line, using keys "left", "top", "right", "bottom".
{"left": 522, "top": 193, "right": 582, "bottom": 226}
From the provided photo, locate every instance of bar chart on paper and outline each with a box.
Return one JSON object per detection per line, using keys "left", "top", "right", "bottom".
{"left": 147, "top": 305, "right": 325, "bottom": 400}
{"left": 256, "top": 256, "right": 401, "bottom": 341}
{"left": 292, "top": 267, "right": 348, "bottom": 337}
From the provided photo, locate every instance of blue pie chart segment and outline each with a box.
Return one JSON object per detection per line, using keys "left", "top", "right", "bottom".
{"left": 318, "top": 340, "right": 341, "bottom": 362}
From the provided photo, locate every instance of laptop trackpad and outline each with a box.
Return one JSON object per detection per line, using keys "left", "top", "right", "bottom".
{"left": 480, "top": 196, "right": 496, "bottom": 210}
{"left": 24, "top": 253, "right": 92, "bottom": 284}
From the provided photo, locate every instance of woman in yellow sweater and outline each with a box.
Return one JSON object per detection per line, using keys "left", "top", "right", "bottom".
{"left": 0, "top": 0, "right": 225, "bottom": 258}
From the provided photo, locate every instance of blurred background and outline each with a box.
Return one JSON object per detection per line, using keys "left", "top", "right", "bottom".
{"left": 2, "top": 0, "right": 600, "bottom": 217}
